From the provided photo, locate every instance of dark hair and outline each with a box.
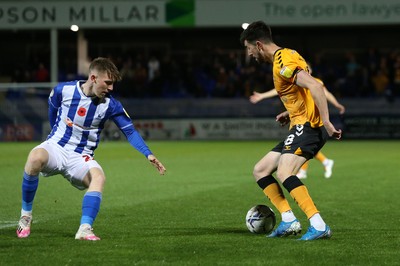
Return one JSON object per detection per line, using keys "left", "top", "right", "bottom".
{"left": 89, "top": 57, "right": 122, "bottom": 82}
{"left": 240, "top": 21, "right": 273, "bottom": 46}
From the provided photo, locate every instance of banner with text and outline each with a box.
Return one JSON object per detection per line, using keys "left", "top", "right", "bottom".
{"left": 0, "top": 0, "right": 399, "bottom": 29}
{"left": 196, "top": 0, "right": 400, "bottom": 26}
{"left": 133, "top": 118, "right": 288, "bottom": 140}
{"left": 0, "top": 0, "right": 194, "bottom": 29}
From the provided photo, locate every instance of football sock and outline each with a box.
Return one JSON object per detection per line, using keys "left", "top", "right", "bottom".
{"left": 322, "top": 159, "right": 331, "bottom": 167}
{"left": 300, "top": 161, "right": 309, "bottom": 171}
{"left": 315, "top": 152, "right": 327, "bottom": 164}
{"left": 257, "top": 175, "right": 291, "bottom": 214}
{"left": 80, "top": 191, "right": 102, "bottom": 226}
{"left": 21, "top": 172, "right": 39, "bottom": 213}
{"left": 309, "top": 213, "right": 326, "bottom": 231}
{"left": 281, "top": 210, "right": 296, "bottom": 223}
{"left": 283, "top": 175, "right": 319, "bottom": 219}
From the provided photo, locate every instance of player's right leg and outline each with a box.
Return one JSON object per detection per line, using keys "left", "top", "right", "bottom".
{"left": 253, "top": 148, "right": 301, "bottom": 237}
{"left": 17, "top": 147, "right": 49, "bottom": 238}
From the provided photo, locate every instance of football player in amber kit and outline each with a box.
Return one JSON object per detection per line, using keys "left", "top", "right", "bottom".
{"left": 240, "top": 21, "right": 341, "bottom": 240}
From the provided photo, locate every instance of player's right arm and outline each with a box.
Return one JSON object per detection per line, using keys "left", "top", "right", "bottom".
{"left": 276, "top": 111, "right": 290, "bottom": 127}
{"left": 48, "top": 85, "right": 63, "bottom": 128}
{"left": 249, "top": 89, "right": 278, "bottom": 104}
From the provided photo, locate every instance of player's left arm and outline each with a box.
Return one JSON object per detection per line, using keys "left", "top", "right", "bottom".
{"left": 112, "top": 105, "right": 166, "bottom": 175}
{"left": 249, "top": 89, "right": 278, "bottom": 104}
{"left": 296, "top": 70, "right": 341, "bottom": 139}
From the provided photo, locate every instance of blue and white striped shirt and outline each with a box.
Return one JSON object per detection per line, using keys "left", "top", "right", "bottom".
{"left": 47, "top": 80, "right": 152, "bottom": 157}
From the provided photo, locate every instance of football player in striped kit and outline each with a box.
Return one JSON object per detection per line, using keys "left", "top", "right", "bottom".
{"left": 17, "top": 57, "right": 166, "bottom": 240}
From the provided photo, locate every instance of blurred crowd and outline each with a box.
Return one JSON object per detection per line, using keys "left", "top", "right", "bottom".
{"left": 10, "top": 47, "right": 400, "bottom": 100}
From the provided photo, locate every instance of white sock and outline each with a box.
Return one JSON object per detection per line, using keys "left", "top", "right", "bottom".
{"left": 322, "top": 159, "right": 330, "bottom": 166}
{"left": 21, "top": 209, "right": 32, "bottom": 217}
{"left": 298, "top": 169, "right": 307, "bottom": 175}
{"left": 309, "top": 213, "right": 326, "bottom": 231}
{"left": 281, "top": 210, "right": 296, "bottom": 222}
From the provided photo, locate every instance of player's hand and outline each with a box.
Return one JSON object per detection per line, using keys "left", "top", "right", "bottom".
{"left": 147, "top": 155, "right": 166, "bottom": 175}
{"left": 276, "top": 111, "right": 290, "bottom": 127}
{"left": 324, "top": 122, "right": 342, "bottom": 140}
{"left": 249, "top": 92, "right": 263, "bottom": 104}
{"left": 337, "top": 104, "right": 346, "bottom": 115}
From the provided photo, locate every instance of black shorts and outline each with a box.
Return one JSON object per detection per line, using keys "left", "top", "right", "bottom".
{"left": 271, "top": 123, "right": 329, "bottom": 160}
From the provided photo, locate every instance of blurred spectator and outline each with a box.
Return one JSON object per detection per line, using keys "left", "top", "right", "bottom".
{"left": 133, "top": 62, "right": 148, "bottom": 97}
{"left": 392, "top": 54, "right": 400, "bottom": 97}
{"left": 148, "top": 55, "right": 160, "bottom": 82}
{"left": 35, "top": 63, "right": 49, "bottom": 82}
{"left": 371, "top": 69, "right": 389, "bottom": 96}
{"left": 344, "top": 52, "right": 361, "bottom": 96}
{"left": 6, "top": 45, "right": 400, "bottom": 100}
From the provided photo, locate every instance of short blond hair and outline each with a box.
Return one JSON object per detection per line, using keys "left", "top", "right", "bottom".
{"left": 89, "top": 57, "right": 122, "bottom": 82}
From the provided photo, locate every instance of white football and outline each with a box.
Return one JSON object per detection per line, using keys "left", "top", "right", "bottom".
{"left": 246, "top": 205, "right": 276, "bottom": 234}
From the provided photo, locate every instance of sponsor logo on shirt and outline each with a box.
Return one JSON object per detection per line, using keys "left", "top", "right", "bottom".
{"left": 65, "top": 117, "right": 94, "bottom": 130}
{"left": 66, "top": 117, "right": 73, "bottom": 127}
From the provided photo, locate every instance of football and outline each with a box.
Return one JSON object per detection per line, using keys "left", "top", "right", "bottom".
{"left": 245, "top": 205, "right": 276, "bottom": 234}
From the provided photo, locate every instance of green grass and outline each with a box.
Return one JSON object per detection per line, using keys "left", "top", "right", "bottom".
{"left": 0, "top": 140, "right": 399, "bottom": 265}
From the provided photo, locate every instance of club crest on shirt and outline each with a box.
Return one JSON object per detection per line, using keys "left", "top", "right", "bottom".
{"left": 77, "top": 107, "right": 87, "bottom": 117}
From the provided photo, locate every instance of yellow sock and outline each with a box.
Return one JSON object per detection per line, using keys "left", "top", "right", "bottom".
{"left": 289, "top": 185, "right": 319, "bottom": 219}
{"left": 315, "top": 152, "right": 327, "bottom": 163}
{"left": 263, "top": 183, "right": 291, "bottom": 214}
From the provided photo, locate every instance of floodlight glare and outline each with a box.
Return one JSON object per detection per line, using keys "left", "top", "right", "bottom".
{"left": 70, "top": 25, "right": 79, "bottom": 32}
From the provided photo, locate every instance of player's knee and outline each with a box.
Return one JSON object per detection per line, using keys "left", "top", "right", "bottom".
{"left": 25, "top": 149, "right": 47, "bottom": 174}
{"left": 253, "top": 163, "right": 269, "bottom": 180}
{"left": 90, "top": 170, "right": 106, "bottom": 186}
{"left": 92, "top": 173, "right": 105, "bottom": 184}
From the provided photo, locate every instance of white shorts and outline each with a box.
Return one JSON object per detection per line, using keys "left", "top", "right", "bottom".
{"left": 34, "top": 141, "right": 103, "bottom": 190}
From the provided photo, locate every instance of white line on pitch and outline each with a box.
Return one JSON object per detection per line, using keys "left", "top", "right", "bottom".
{"left": 0, "top": 221, "right": 17, "bottom": 229}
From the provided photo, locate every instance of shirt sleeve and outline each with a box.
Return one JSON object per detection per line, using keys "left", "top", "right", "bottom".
{"left": 278, "top": 50, "right": 304, "bottom": 84}
{"left": 48, "top": 85, "right": 62, "bottom": 128}
{"left": 110, "top": 100, "right": 152, "bottom": 157}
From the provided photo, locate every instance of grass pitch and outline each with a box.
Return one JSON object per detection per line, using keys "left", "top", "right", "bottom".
{"left": 0, "top": 140, "right": 399, "bottom": 265}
